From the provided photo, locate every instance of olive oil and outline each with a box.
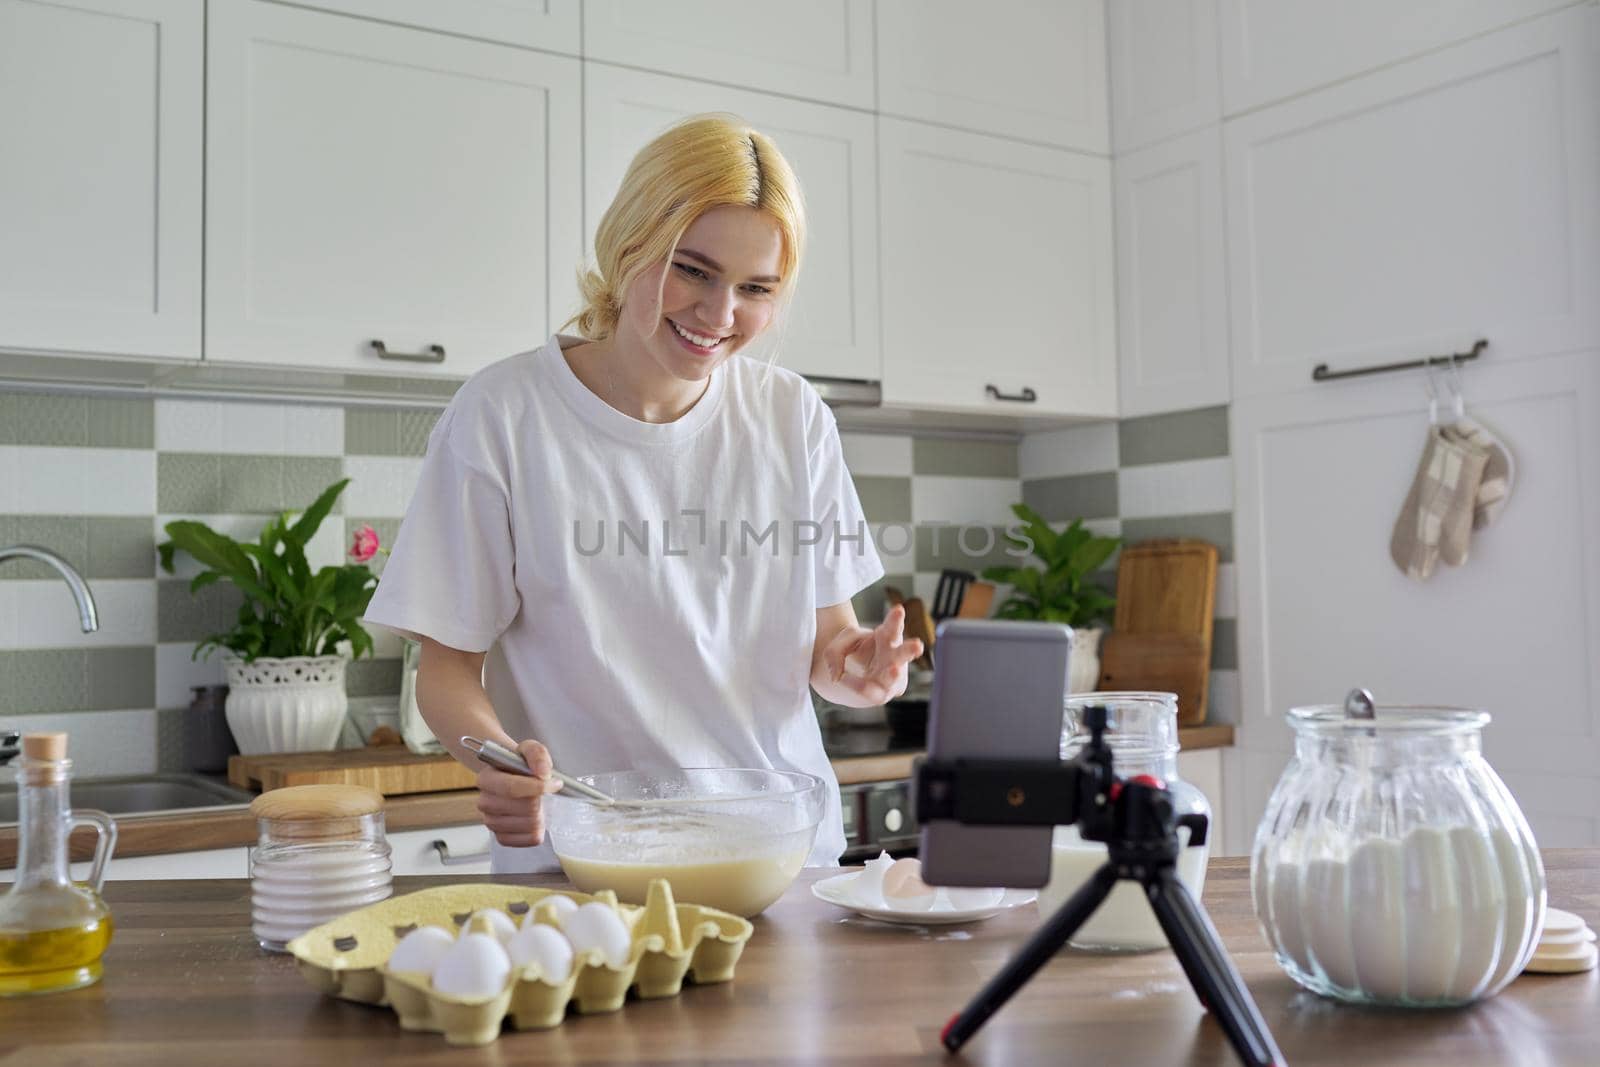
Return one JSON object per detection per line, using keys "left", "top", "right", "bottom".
{"left": 0, "top": 915, "right": 115, "bottom": 995}
{"left": 0, "top": 733, "right": 119, "bottom": 997}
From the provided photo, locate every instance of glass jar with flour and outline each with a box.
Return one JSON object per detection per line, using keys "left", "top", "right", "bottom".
{"left": 1250, "top": 696, "right": 1545, "bottom": 1007}
{"left": 1036, "top": 693, "right": 1211, "bottom": 951}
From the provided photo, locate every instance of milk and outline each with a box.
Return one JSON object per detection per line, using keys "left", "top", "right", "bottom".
{"left": 1036, "top": 825, "right": 1210, "bottom": 951}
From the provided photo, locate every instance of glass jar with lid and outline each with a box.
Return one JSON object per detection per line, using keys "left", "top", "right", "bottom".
{"left": 249, "top": 784, "right": 393, "bottom": 951}
{"left": 1036, "top": 692, "right": 1212, "bottom": 951}
{"left": 1250, "top": 696, "right": 1544, "bottom": 1007}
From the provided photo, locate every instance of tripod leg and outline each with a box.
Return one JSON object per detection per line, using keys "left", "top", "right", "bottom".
{"left": 942, "top": 861, "right": 1119, "bottom": 1053}
{"left": 1146, "top": 865, "right": 1285, "bottom": 1067}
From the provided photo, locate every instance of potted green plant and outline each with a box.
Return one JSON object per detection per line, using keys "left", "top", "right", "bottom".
{"left": 157, "top": 479, "right": 380, "bottom": 755}
{"left": 981, "top": 503, "right": 1121, "bottom": 693}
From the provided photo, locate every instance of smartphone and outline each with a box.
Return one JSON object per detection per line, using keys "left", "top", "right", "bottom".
{"left": 918, "top": 619, "right": 1072, "bottom": 888}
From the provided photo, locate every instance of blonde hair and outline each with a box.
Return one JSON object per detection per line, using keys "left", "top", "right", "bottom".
{"left": 566, "top": 114, "right": 806, "bottom": 348}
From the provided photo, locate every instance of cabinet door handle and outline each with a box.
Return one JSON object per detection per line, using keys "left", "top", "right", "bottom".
{"left": 430, "top": 839, "right": 491, "bottom": 866}
{"left": 371, "top": 340, "right": 446, "bottom": 363}
{"left": 985, "top": 384, "right": 1037, "bottom": 403}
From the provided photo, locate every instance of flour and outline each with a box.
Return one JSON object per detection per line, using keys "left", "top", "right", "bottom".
{"left": 1258, "top": 825, "right": 1538, "bottom": 1003}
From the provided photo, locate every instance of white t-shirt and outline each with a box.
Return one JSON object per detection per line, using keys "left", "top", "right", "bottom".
{"left": 363, "top": 334, "right": 883, "bottom": 872}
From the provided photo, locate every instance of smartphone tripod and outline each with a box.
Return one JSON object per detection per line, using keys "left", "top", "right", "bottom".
{"left": 915, "top": 705, "right": 1284, "bottom": 1067}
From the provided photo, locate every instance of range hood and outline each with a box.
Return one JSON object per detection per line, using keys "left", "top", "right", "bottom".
{"left": 804, "top": 375, "right": 881, "bottom": 408}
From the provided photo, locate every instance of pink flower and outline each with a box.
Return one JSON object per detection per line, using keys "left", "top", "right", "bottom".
{"left": 349, "top": 524, "right": 381, "bottom": 563}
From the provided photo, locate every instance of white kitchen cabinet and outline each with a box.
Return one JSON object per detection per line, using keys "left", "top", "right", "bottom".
{"left": 287, "top": 0, "right": 580, "bottom": 55}
{"left": 876, "top": 0, "right": 1109, "bottom": 154}
{"left": 1230, "top": 350, "right": 1600, "bottom": 850}
{"left": 0, "top": 0, "right": 201, "bottom": 361}
{"left": 1114, "top": 127, "right": 1229, "bottom": 417}
{"left": 582, "top": 0, "right": 873, "bottom": 110}
{"left": 583, "top": 64, "right": 881, "bottom": 383}
{"left": 1224, "top": 5, "right": 1600, "bottom": 400}
{"left": 877, "top": 117, "right": 1117, "bottom": 419}
{"left": 204, "top": 0, "right": 582, "bottom": 378}
{"left": 1218, "top": 0, "right": 1574, "bottom": 116}
{"left": 389, "top": 824, "right": 493, "bottom": 876}
{"left": 1108, "top": 0, "right": 1220, "bottom": 153}
{"left": 61, "top": 847, "right": 248, "bottom": 882}
{"left": 22, "top": 827, "right": 493, "bottom": 881}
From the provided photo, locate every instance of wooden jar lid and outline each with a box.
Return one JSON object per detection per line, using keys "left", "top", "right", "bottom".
{"left": 250, "top": 784, "right": 385, "bottom": 821}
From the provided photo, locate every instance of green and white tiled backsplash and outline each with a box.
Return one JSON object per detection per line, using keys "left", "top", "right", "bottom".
{"left": 0, "top": 391, "right": 1235, "bottom": 777}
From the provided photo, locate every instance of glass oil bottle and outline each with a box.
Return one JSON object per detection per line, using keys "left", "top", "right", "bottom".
{"left": 0, "top": 733, "right": 118, "bottom": 996}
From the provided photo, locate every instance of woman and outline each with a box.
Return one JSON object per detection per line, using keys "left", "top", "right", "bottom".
{"left": 363, "top": 114, "right": 921, "bottom": 873}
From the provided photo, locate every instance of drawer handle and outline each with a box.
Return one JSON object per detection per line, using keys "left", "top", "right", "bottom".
{"left": 985, "top": 384, "right": 1037, "bottom": 403}
{"left": 430, "top": 839, "right": 490, "bottom": 866}
{"left": 371, "top": 340, "right": 446, "bottom": 363}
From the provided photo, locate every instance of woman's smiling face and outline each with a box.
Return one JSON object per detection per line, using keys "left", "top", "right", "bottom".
{"left": 620, "top": 203, "right": 786, "bottom": 381}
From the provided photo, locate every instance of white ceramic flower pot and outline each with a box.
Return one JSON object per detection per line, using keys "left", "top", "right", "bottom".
{"left": 1067, "top": 627, "right": 1104, "bottom": 693}
{"left": 223, "top": 655, "right": 349, "bottom": 755}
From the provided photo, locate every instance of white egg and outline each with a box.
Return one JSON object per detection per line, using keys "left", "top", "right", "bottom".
{"left": 387, "top": 925, "right": 455, "bottom": 974}
{"left": 536, "top": 894, "right": 579, "bottom": 922}
{"left": 508, "top": 923, "right": 574, "bottom": 983}
{"left": 940, "top": 886, "right": 1005, "bottom": 911}
{"left": 560, "top": 902, "right": 631, "bottom": 969}
{"left": 467, "top": 907, "right": 518, "bottom": 946}
{"left": 430, "top": 932, "right": 511, "bottom": 999}
{"left": 847, "top": 852, "right": 897, "bottom": 909}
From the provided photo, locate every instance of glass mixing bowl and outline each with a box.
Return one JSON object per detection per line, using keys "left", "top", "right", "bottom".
{"left": 543, "top": 768, "right": 826, "bottom": 917}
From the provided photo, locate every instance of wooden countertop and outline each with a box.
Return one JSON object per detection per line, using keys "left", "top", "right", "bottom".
{"left": 5, "top": 850, "right": 1593, "bottom": 1065}
{"left": 1, "top": 725, "right": 1235, "bottom": 864}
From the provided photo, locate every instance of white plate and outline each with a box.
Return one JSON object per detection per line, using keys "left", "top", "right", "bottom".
{"left": 812, "top": 872, "right": 1035, "bottom": 925}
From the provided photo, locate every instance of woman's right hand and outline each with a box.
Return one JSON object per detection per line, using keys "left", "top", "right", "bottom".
{"left": 474, "top": 739, "right": 563, "bottom": 847}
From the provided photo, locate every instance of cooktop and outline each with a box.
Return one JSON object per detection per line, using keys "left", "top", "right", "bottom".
{"left": 821, "top": 724, "right": 925, "bottom": 761}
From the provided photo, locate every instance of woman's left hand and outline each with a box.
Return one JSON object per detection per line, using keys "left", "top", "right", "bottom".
{"left": 821, "top": 603, "right": 925, "bottom": 704}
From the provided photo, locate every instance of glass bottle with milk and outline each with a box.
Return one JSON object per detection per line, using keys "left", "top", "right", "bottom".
{"left": 1036, "top": 693, "right": 1210, "bottom": 952}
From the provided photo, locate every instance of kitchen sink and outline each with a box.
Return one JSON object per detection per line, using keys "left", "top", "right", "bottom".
{"left": 0, "top": 773, "right": 255, "bottom": 822}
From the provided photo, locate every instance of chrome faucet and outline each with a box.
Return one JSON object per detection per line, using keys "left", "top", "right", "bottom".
{"left": 1, "top": 544, "right": 100, "bottom": 765}
{"left": 0, "top": 544, "right": 98, "bottom": 633}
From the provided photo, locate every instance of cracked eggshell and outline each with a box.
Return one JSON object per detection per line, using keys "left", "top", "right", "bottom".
{"left": 387, "top": 925, "right": 455, "bottom": 975}
{"left": 431, "top": 931, "right": 512, "bottom": 1000}
{"left": 508, "top": 923, "right": 574, "bottom": 983}
{"left": 882, "top": 858, "right": 936, "bottom": 912}
{"left": 847, "top": 852, "right": 897, "bottom": 909}
{"left": 560, "top": 902, "right": 631, "bottom": 969}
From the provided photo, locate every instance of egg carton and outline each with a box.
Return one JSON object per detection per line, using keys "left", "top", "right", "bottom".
{"left": 288, "top": 878, "right": 753, "bottom": 1046}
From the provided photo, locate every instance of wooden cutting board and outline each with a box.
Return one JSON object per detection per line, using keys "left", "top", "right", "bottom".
{"left": 1096, "top": 633, "right": 1209, "bottom": 727}
{"left": 228, "top": 748, "right": 477, "bottom": 795}
{"left": 1103, "top": 539, "right": 1219, "bottom": 726}
{"left": 955, "top": 580, "right": 996, "bottom": 618}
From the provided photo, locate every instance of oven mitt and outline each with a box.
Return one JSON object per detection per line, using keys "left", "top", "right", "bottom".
{"left": 1390, "top": 426, "right": 1490, "bottom": 580}
{"left": 1444, "top": 417, "right": 1514, "bottom": 530}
